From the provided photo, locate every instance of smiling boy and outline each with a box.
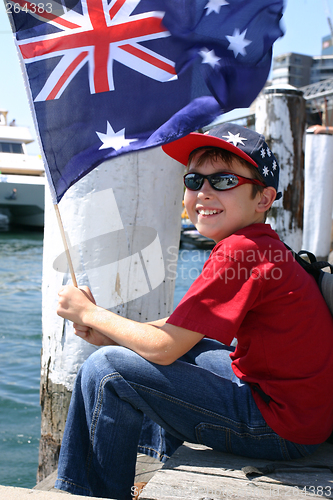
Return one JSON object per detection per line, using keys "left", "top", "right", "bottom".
{"left": 55, "top": 123, "right": 333, "bottom": 499}
{"left": 183, "top": 149, "right": 272, "bottom": 242}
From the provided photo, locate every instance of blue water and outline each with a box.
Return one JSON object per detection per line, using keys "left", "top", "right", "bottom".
{"left": 0, "top": 228, "right": 43, "bottom": 488}
{"left": 0, "top": 230, "right": 210, "bottom": 489}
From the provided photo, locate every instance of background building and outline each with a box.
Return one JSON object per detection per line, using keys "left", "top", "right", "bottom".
{"left": 271, "top": 34, "right": 333, "bottom": 126}
{"left": 310, "top": 55, "right": 333, "bottom": 83}
{"left": 271, "top": 27, "right": 333, "bottom": 88}
{"left": 322, "top": 34, "right": 333, "bottom": 55}
{"left": 272, "top": 53, "right": 313, "bottom": 88}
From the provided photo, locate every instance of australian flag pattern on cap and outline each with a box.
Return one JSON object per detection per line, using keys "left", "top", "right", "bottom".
{"left": 208, "top": 123, "right": 282, "bottom": 200}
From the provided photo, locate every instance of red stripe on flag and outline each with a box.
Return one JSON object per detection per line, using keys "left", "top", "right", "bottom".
{"left": 109, "top": 0, "right": 127, "bottom": 20}
{"left": 87, "top": 0, "right": 110, "bottom": 93}
{"left": 47, "top": 16, "right": 81, "bottom": 30}
{"left": 120, "top": 44, "right": 176, "bottom": 75}
{"left": 46, "top": 51, "right": 88, "bottom": 100}
{"left": 19, "top": 17, "right": 168, "bottom": 60}
{"left": 93, "top": 44, "right": 110, "bottom": 93}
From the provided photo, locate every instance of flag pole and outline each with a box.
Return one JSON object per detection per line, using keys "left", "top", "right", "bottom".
{"left": 8, "top": 12, "right": 78, "bottom": 288}
{"left": 54, "top": 204, "right": 78, "bottom": 288}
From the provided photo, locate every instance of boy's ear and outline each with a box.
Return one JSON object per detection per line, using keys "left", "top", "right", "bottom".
{"left": 256, "top": 187, "right": 277, "bottom": 213}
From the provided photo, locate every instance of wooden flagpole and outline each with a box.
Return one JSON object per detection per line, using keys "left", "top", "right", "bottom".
{"left": 54, "top": 204, "right": 78, "bottom": 288}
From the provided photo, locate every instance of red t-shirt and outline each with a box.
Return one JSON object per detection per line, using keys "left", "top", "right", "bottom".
{"left": 167, "top": 223, "right": 333, "bottom": 444}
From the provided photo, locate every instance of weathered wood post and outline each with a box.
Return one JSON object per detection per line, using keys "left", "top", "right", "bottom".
{"left": 37, "top": 148, "right": 184, "bottom": 481}
{"left": 302, "top": 132, "right": 333, "bottom": 260}
{"left": 255, "top": 85, "right": 306, "bottom": 250}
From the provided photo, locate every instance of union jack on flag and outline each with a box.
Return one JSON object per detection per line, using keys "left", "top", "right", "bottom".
{"left": 18, "top": 0, "right": 178, "bottom": 100}
{"left": 7, "top": 0, "right": 284, "bottom": 203}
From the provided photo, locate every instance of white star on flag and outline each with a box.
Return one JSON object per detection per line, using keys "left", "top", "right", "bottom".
{"left": 222, "top": 131, "right": 247, "bottom": 147}
{"left": 226, "top": 28, "right": 252, "bottom": 58}
{"left": 272, "top": 160, "right": 277, "bottom": 170}
{"left": 204, "top": 0, "right": 229, "bottom": 15}
{"left": 200, "top": 48, "right": 221, "bottom": 68}
{"left": 96, "top": 122, "right": 138, "bottom": 151}
{"left": 260, "top": 148, "right": 266, "bottom": 158}
{"left": 262, "top": 166, "right": 269, "bottom": 177}
{"left": 267, "top": 149, "right": 272, "bottom": 157}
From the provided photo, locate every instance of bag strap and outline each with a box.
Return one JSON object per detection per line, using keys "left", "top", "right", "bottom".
{"left": 284, "top": 243, "right": 333, "bottom": 282}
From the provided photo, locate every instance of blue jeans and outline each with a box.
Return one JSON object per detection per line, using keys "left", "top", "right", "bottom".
{"left": 55, "top": 339, "right": 319, "bottom": 499}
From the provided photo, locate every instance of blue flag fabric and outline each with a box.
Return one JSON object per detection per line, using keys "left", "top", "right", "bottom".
{"left": 7, "top": 0, "right": 284, "bottom": 203}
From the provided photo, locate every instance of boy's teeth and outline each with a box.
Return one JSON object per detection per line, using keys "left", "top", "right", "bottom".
{"left": 199, "top": 209, "right": 219, "bottom": 215}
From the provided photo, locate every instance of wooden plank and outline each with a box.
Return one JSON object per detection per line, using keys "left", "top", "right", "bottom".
{"left": 0, "top": 485, "right": 99, "bottom": 499}
{"left": 140, "top": 442, "right": 333, "bottom": 500}
{"left": 134, "top": 453, "right": 163, "bottom": 484}
{"left": 140, "top": 469, "right": 329, "bottom": 500}
{"left": 34, "top": 442, "right": 333, "bottom": 499}
{"left": 33, "top": 471, "right": 58, "bottom": 491}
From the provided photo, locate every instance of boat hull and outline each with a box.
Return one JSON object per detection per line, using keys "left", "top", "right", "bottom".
{"left": 0, "top": 174, "right": 45, "bottom": 228}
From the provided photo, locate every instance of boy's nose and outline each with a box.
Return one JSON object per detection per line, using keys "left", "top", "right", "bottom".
{"left": 197, "top": 178, "right": 214, "bottom": 196}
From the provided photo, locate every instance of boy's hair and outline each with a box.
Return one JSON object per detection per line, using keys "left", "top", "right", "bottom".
{"left": 187, "top": 147, "right": 270, "bottom": 221}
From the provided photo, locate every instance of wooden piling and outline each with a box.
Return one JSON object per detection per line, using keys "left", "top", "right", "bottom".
{"left": 302, "top": 133, "right": 333, "bottom": 260}
{"left": 255, "top": 85, "right": 306, "bottom": 250}
{"left": 37, "top": 147, "right": 184, "bottom": 481}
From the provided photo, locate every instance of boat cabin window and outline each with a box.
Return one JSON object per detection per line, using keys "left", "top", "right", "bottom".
{"left": 0, "top": 142, "right": 24, "bottom": 154}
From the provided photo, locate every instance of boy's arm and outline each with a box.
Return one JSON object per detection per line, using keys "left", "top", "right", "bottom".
{"left": 146, "top": 317, "right": 169, "bottom": 327}
{"left": 73, "top": 317, "right": 168, "bottom": 346}
{"left": 57, "top": 285, "right": 203, "bottom": 365}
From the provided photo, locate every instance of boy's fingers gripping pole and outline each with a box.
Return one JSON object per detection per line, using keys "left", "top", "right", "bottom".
{"left": 54, "top": 204, "right": 78, "bottom": 288}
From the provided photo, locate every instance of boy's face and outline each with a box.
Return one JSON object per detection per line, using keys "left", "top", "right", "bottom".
{"left": 184, "top": 149, "right": 266, "bottom": 243}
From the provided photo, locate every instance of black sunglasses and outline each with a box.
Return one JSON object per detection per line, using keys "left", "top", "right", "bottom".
{"left": 184, "top": 172, "right": 266, "bottom": 191}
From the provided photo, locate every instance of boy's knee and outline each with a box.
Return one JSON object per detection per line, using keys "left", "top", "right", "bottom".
{"left": 100, "top": 345, "right": 139, "bottom": 367}
{"left": 81, "top": 345, "right": 125, "bottom": 371}
{"left": 79, "top": 345, "right": 143, "bottom": 384}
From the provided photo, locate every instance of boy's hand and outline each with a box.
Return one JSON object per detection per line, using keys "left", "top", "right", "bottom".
{"left": 73, "top": 323, "right": 118, "bottom": 346}
{"left": 57, "top": 285, "right": 95, "bottom": 324}
{"left": 57, "top": 285, "right": 117, "bottom": 346}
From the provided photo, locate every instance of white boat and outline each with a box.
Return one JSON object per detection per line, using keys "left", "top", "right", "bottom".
{"left": 0, "top": 109, "right": 45, "bottom": 228}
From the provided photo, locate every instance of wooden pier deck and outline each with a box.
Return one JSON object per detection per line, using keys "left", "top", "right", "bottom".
{"left": 140, "top": 441, "right": 333, "bottom": 499}
{"left": 2, "top": 441, "right": 333, "bottom": 499}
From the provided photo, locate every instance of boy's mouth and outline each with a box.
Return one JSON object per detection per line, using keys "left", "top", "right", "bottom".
{"left": 197, "top": 209, "right": 222, "bottom": 216}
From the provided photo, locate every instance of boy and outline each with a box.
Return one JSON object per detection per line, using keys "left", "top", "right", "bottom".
{"left": 55, "top": 123, "right": 333, "bottom": 499}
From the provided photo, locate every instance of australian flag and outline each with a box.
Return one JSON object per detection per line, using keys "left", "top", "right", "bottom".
{"left": 7, "top": 0, "right": 284, "bottom": 203}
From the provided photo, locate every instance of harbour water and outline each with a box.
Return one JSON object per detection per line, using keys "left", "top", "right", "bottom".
{"left": 0, "top": 228, "right": 210, "bottom": 489}
{"left": 0, "top": 227, "right": 43, "bottom": 488}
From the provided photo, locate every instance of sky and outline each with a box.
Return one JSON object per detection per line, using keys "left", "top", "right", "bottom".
{"left": 0, "top": 0, "right": 331, "bottom": 155}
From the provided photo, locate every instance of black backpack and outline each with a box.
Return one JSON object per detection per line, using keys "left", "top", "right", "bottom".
{"left": 285, "top": 244, "right": 333, "bottom": 316}
{"left": 285, "top": 244, "right": 333, "bottom": 444}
